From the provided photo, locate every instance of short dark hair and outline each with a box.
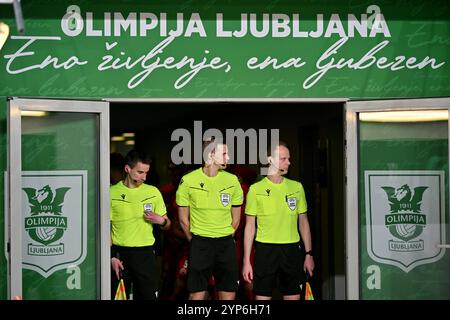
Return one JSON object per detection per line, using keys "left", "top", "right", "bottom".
{"left": 267, "top": 141, "right": 289, "bottom": 157}
{"left": 125, "top": 149, "right": 151, "bottom": 168}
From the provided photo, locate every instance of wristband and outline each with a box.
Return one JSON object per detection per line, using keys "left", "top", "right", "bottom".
{"left": 305, "top": 250, "right": 313, "bottom": 257}
{"left": 160, "top": 219, "right": 168, "bottom": 227}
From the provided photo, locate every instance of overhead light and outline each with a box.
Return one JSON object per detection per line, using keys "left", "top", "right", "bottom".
{"left": 111, "top": 136, "right": 125, "bottom": 141}
{"left": 359, "top": 110, "right": 448, "bottom": 123}
{"left": 125, "top": 140, "right": 135, "bottom": 145}
{"left": 0, "top": 22, "right": 9, "bottom": 50}
{"left": 21, "top": 111, "right": 48, "bottom": 117}
{"left": 122, "top": 132, "right": 135, "bottom": 138}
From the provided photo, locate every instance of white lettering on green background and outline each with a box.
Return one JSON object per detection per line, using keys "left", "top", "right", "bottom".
{"left": 66, "top": 265, "right": 81, "bottom": 290}
{"left": 1, "top": 5, "right": 446, "bottom": 92}
{"left": 61, "top": 6, "right": 391, "bottom": 38}
{"left": 366, "top": 265, "right": 381, "bottom": 290}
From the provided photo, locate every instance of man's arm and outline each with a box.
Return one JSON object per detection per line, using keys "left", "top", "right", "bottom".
{"left": 231, "top": 206, "right": 241, "bottom": 232}
{"left": 242, "top": 215, "right": 256, "bottom": 283}
{"left": 299, "top": 213, "right": 315, "bottom": 276}
{"left": 159, "top": 214, "right": 171, "bottom": 231}
{"left": 110, "top": 240, "right": 123, "bottom": 280}
{"left": 144, "top": 211, "right": 171, "bottom": 230}
{"left": 171, "top": 215, "right": 188, "bottom": 240}
{"left": 230, "top": 176, "right": 244, "bottom": 232}
{"left": 178, "top": 206, "right": 192, "bottom": 241}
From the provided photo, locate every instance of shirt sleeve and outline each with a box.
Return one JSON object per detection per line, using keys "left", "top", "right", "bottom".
{"left": 231, "top": 176, "right": 244, "bottom": 206}
{"left": 297, "top": 182, "right": 307, "bottom": 214}
{"left": 244, "top": 185, "right": 257, "bottom": 216}
{"left": 175, "top": 176, "right": 190, "bottom": 207}
{"left": 109, "top": 187, "right": 115, "bottom": 221}
{"left": 154, "top": 189, "right": 167, "bottom": 216}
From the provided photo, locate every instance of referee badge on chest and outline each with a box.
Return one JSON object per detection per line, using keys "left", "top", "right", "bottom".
{"left": 143, "top": 203, "right": 153, "bottom": 212}
{"left": 220, "top": 193, "right": 230, "bottom": 207}
{"left": 287, "top": 197, "right": 297, "bottom": 211}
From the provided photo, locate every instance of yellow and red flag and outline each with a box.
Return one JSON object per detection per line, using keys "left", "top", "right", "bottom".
{"left": 114, "top": 279, "right": 127, "bottom": 300}
{"left": 305, "top": 281, "right": 314, "bottom": 300}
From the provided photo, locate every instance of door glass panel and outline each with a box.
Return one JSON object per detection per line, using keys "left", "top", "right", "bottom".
{"left": 21, "top": 111, "right": 98, "bottom": 299}
{"left": 359, "top": 110, "right": 450, "bottom": 299}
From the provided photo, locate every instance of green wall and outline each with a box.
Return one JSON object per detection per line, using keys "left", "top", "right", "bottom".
{"left": 359, "top": 121, "right": 450, "bottom": 299}
{"left": 0, "top": 0, "right": 449, "bottom": 99}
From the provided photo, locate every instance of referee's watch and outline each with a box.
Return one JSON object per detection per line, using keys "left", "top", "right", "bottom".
{"left": 305, "top": 250, "right": 313, "bottom": 257}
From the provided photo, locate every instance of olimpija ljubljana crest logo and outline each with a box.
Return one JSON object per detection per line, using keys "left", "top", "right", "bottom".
{"left": 23, "top": 185, "right": 70, "bottom": 256}
{"left": 20, "top": 171, "right": 87, "bottom": 278}
{"left": 382, "top": 184, "right": 427, "bottom": 247}
{"left": 365, "top": 171, "right": 446, "bottom": 273}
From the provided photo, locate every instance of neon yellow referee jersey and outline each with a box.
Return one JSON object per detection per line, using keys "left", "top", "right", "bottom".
{"left": 245, "top": 177, "right": 307, "bottom": 244}
{"left": 176, "top": 168, "right": 243, "bottom": 238}
{"left": 110, "top": 181, "right": 166, "bottom": 247}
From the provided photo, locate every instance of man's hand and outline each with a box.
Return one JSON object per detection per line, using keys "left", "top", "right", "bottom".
{"left": 304, "top": 255, "right": 315, "bottom": 277}
{"left": 179, "top": 258, "right": 188, "bottom": 276}
{"left": 242, "top": 261, "right": 254, "bottom": 283}
{"left": 143, "top": 211, "right": 165, "bottom": 225}
{"left": 111, "top": 257, "right": 124, "bottom": 280}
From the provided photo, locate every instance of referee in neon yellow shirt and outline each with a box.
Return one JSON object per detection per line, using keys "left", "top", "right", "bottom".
{"left": 110, "top": 150, "right": 171, "bottom": 300}
{"left": 176, "top": 138, "right": 243, "bottom": 300}
{"left": 242, "top": 142, "right": 315, "bottom": 300}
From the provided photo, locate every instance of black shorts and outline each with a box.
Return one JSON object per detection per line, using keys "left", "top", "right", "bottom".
{"left": 253, "top": 241, "right": 305, "bottom": 297}
{"left": 187, "top": 234, "right": 238, "bottom": 293}
{"left": 111, "top": 245, "right": 157, "bottom": 300}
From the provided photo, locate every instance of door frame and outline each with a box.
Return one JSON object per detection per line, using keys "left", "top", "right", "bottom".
{"left": 345, "top": 97, "right": 450, "bottom": 299}
{"left": 7, "top": 98, "right": 110, "bottom": 299}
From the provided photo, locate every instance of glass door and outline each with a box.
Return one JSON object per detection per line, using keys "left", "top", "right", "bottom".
{"left": 346, "top": 98, "right": 450, "bottom": 299}
{"left": 6, "top": 98, "right": 110, "bottom": 299}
